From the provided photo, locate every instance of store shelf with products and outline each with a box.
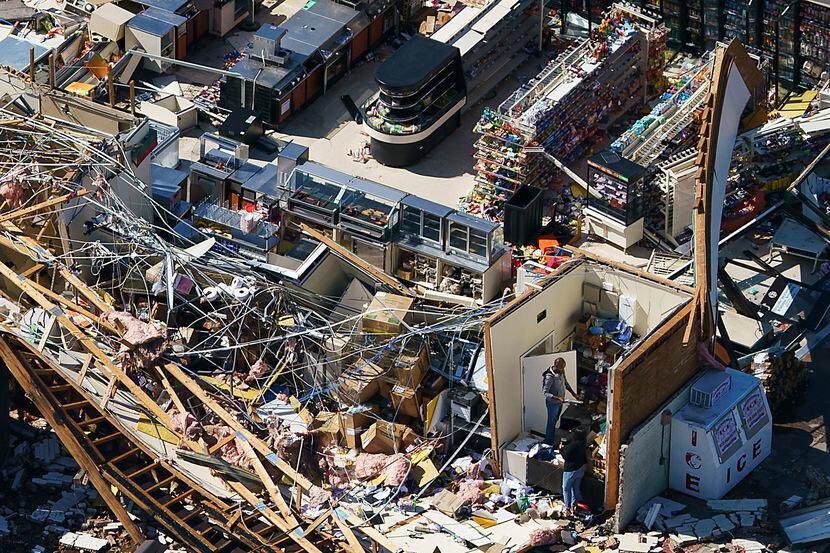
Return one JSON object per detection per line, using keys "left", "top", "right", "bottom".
{"left": 587, "top": 151, "right": 646, "bottom": 226}
{"left": 663, "top": 0, "right": 684, "bottom": 46}
{"left": 363, "top": 36, "right": 467, "bottom": 167}
{"left": 429, "top": 0, "right": 540, "bottom": 107}
{"left": 723, "top": 0, "right": 748, "bottom": 43}
{"left": 799, "top": 0, "right": 830, "bottom": 87}
{"left": 697, "top": 0, "right": 748, "bottom": 46}
{"left": 703, "top": 1, "right": 720, "bottom": 49}
{"left": 686, "top": 0, "right": 704, "bottom": 49}
{"left": 610, "top": 52, "right": 711, "bottom": 166}
{"left": 762, "top": 0, "right": 798, "bottom": 86}
{"left": 464, "top": 6, "right": 664, "bottom": 220}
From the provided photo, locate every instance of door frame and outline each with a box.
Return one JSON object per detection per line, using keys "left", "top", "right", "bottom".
{"left": 520, "top": 330, "right": 579, "bottom": 435}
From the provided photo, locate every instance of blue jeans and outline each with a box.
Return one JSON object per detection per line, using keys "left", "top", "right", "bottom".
{"left": 563, "top": 465, "right": 585, "bottom": 510}
{"left": 545, "top": 397, "right": 563, "bottom": 445}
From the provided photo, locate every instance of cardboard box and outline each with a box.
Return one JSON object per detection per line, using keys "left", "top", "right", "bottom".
{"left": 336, "top": 358, "right": 385, "bottom": 404}
{"left": 396, "top": 267, "right": 415, "bottom": 281}
{"left": 313, "top": 411, "right": 341, "bottom": 448}
{"left": 338, "top": 407, "right": 376, "bottom": 450}
{"left": 501, "top": 449, "right": 529, "bottom": 484}
{"left": 362, "top": 292, "right": 415, "bottom": 335}
{"left": 401, "top": 427, "right": 421, "bottom": 450}
{"left": 361, "top": 421, "right": 406, "bottom": 454}
{"left": 390, "top": 383, "right": 421, "bottom": 418}
{"left": 377, "top": 377, "right": 393, "bottom": 400}
{"left": 393, "top": 341, "right": 430, "bottom": 386}
{"left": 314, "top": 411, "right": 340, "bottom": 434}
{"left": 432, "top": 489, "right": 466, "bottom": 518}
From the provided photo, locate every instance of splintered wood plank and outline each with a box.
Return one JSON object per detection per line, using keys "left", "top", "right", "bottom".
{"left": 236, "top": 435, "right": 299, "bottom": 527}
{"left": 296, "top": 222, "right": 413, "bottom": 297}
{"left": 0, "top": 188, "right": 89, "bottom": 224}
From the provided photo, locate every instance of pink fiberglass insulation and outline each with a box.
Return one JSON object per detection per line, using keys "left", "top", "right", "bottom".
{"left": 0, "top": 181, "right": 24, "bottom": 208}
{"left": 529, "top": 527, "right": 560, "bottom": 547}
{"left": 247, "top": 359, "right": 270, "bottom": 381}
{"left": 170, "top": 411, "right": 201, "bottom": 439}
{"left": 353, "top": 453, "right": 390, "bottom": 480}
{"left": 103, "top": 311, "right": 166, "bottom": 370}
{"left": 457, "top": 480, "right": 485, "bottom": 505}
{"left": 698, "top": 341, "right": 727, "bottom": 371}
{"left": 306, "top": 485, "right": 333, "bottom": 508}
{"left": 207, "top": 425, "right": 251, "bottom": 469}
{"left": 384, "top": 455, "right": 409, "bottom": 487}
{"left": 103, "top": 311, "right": 163, "bottom": 346}
{"left": 320, "top": 456, "right": 350, "bottom": 490}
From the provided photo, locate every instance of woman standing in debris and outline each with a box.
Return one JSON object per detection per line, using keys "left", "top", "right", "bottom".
{"left": 561, "top": 430, "right": 587, "bottom": 517}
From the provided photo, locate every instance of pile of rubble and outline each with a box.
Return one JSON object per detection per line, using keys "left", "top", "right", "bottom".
{"left": 618, "top": 496, "right": 780, "bottom": 553}
{"left": 0, "top": 415, "right": 176, "bottom": 553}
{"left": 657, "top": 499, "right": 766, "bottom": 543}
{"left": 746, "top": 349, "right": 806, "bottom": 413}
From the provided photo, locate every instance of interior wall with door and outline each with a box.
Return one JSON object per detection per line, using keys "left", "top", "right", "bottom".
{"left": 486, "top": 262, "right": 586, "bottom": 451}
{"left": 521, "top": 347, "right": 578, "bottom": 436}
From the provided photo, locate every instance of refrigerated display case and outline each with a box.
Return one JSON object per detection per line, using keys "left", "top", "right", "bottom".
{"left": 585, "top": 150, "right": 647, "bottom": 248}
{"left": 763, "top": 0, "right": 798, "bottom": 88}
{"left": 798, "top": 0, "right": 830, "bottom": 88}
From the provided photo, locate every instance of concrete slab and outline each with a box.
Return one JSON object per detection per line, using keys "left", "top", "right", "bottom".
{"left": 712, "top": 514, "right": 736, "bottom": 533}
{"left": 271, "top": 52, "right": 545, "bottom": 209}
{"left": 670, "top": 532, "right": 698, "bottom": 546}
{"left": 739, "top": 513, "right": 756, "bottom": 528}
{"left": 692, "top": 519, "right": 718, "bottom": 539}
{"left": 705, "top": 499, "right": 767, "bottom": 512}
{"left": 618, "top": 533, "right": 658, "bottom": 553}
{"left": 664, "top": 513, "right": 696, "bottom": 528}
{"left": 59, "top": 532, "right": 109, "bottom": 552}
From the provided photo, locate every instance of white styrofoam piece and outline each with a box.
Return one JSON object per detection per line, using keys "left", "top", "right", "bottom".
{"left": 59, "top": 532, "right": 109, "bottom": 552}
{"left": 423, "top": 509, "right": 492, "bottom": 547}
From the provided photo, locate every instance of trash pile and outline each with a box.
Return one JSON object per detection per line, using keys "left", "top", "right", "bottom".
{"left": 610, "top": 496, "right": 780, "bottom": 553}
{"left": 745, "top": 349, "right": 807, "bottom": 413}
{"left": 1, "top": 416, "right": 170, "bottom": 553}
{"left": 0, "top": 114, "right": 526, "bottom": 553}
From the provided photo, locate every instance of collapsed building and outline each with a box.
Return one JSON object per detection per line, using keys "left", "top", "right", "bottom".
{"left": 0, "top": 5, "right": 827, "bottom": 550}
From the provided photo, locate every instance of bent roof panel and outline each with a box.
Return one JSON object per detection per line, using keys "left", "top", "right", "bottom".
{"left": 142, "top": 6, "right": 188, "bottom": 26}
{"left": 307, "top": 0, "right": 360, "bottom": 25}
{"left": 0, "top": 35, "right": 49, "bottom": 72}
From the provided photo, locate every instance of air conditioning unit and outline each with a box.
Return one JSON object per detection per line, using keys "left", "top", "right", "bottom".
{"left": 272, "top": 49, "right": 289, "bottom": 66}
{"left": 689, "top": 371, "right": 731, "bottom": 409}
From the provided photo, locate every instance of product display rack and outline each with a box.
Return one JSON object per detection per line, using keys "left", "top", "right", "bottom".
{"left": 664, "top": 0, "right": 830, "bottom": 93}
{"left": 662, "top": 0, "right": 684, "bottom": 46}
{"left": 763, "top": 0, "right": 798, "bottom": 88}
{"left": 798, "top": 1, "right": 830, "bottom": 88}
{"left": 703, "top": 0, "right": 720, "bottom": 49}
{"left": 723, "top": 0, "right": 748, "bottom": 43}
{"left": 363, "top": 36, "right": 467, "bottom": 167}
{"left": 458, "top": 0, "right": 539, "bottom": 105}
{"left": 687, "top": 0, "right": 704, "bottom": 50}
{"left": 701, "top": 0, "right": 749, "bottom": 47}
{"left": 464, "top": 7, "right": 663, "bottom": 220}
{"left": 611, "top": 52, "right": 712, "bottom": 166}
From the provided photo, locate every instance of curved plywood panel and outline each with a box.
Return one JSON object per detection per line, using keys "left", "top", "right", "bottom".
{"left": 693, "top": 40, "right": 764, "bottom": 341}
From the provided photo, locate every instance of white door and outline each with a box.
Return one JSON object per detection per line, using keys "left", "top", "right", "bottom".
{"left": 521, "top": 351, "right": 578, "bottom": 435}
